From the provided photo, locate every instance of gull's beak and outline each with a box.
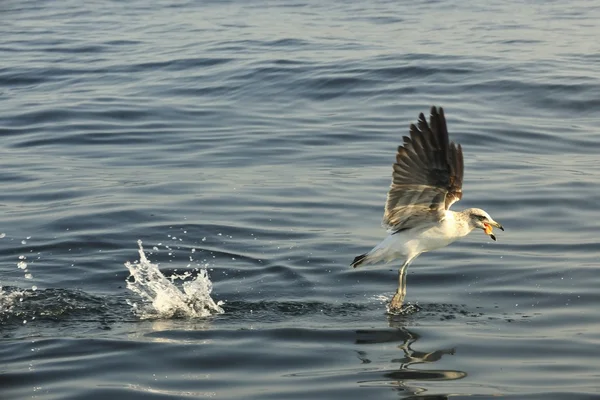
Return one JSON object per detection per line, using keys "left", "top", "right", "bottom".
{"left": 490, "top": 221, "right": 504, "bottom": 231}
{"left": 483, "top": 221, "right": 504, "bottom": 242}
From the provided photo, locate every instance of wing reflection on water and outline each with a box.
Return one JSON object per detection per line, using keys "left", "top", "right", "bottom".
{"left": 354, "top": 320, "right": 465, "bottom": 398}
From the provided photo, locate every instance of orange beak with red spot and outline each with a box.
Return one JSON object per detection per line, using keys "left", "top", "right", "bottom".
{"left": 483, "top": 221, "right": 504, "bottom": 241}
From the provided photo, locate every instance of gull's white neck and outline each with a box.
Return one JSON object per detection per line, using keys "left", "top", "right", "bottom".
{"left": 444, "top": 210, "right": 475, "bottom": 239}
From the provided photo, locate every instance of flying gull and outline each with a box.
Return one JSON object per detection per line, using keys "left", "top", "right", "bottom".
{"left": 351, "top": 106, "right": 504, "bottom": 313}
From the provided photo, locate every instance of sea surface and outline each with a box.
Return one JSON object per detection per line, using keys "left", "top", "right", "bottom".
{"left": 2, "top": 0, "right": 600, "bottom": 399}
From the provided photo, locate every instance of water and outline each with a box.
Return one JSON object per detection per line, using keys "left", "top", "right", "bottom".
{"left": 1, "top": 0, "right": 600, "bottom": 398}
{"left": 124, "top": 240, "right": 224, "bottom": 319}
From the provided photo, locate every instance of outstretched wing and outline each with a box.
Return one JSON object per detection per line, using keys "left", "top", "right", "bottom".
{"left": 382, "top": 106, "right": 464, "bottom": 232}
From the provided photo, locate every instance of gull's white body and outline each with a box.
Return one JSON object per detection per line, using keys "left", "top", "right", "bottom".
{"left": 359, "top": 211, "right": 474, "bottom": 267}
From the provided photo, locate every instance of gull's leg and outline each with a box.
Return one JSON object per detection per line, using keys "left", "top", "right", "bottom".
{"left": 389, "top": 260, "right": 409, "bottom": 312}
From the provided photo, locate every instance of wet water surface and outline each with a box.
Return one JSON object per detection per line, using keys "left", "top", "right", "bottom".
{"left": 2, "top": 0, "right": 600, "bottom": 398}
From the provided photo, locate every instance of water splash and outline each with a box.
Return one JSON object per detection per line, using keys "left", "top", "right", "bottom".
{"left": 124, "top": 240, "right": 224, "bottom": 319}
{"left": 0, "top": 286, "right": 25, "bottom": 317}
{"left": 0, "top": 235, "right": 39, "bottom": 320}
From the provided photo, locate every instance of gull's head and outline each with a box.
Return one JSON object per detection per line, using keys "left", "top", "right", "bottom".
{"left": 465, "top": 208, "right": 504, "bottom": 241}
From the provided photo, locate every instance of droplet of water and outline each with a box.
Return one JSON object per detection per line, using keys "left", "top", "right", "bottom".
{"left": 0, "top": 233, "right": 5, "bottom": 238}
{"left": 32, "top": 286, "right": 38, "bottom": 291}
{"left": 201, "top": 237, "right": 206, "bottom": 242}
{"left": 25, "top": 273, "right": 33, "bottom": 279}
{"left": 21, "top": 240, "right": 27, "bottom": 245}
{"left": 17, "top": 261, "right": 27, "bottom": 269}
{"left": 19, "top": 255, "right": 26, "bottom": 260}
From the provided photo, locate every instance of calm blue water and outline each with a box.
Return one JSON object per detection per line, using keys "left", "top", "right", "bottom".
{"left": 2, "top": 0, "right": 600, "bottom": 398}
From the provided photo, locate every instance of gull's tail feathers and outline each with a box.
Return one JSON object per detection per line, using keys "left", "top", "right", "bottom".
{"left": 351, "top": 248, "right": 389, "bottom": 269}
{"left": 351, "top": 253, "right": 368, "bottom": 268}
{"left": 351, "top": 235, "right": 403, "bottom": 269}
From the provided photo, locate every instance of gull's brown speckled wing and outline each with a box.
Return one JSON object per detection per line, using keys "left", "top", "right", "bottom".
{"left": 382, "top": 106, "right": 464, "bottom": 232}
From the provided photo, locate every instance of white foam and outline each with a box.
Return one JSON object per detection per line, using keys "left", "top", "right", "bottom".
{"left": 0, "top": 286, "right": 24, "bottom": 316}
{"left": 124, "top": 240, "right": 224, "bottom": 319}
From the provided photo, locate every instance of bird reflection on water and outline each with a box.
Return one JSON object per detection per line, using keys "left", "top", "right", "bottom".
{"left": 354, "top": 323, "right": 465, "bottom": 398}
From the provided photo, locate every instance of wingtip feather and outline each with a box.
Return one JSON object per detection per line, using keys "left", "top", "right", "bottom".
{"left": 351, "top": 253, "right": 368, "bottom": 268}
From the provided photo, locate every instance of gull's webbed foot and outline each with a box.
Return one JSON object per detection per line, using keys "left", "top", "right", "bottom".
{"left": 387, "top": 290, "right": 405, "bottom": 314}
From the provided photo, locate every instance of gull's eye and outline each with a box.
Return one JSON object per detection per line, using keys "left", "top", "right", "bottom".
{"left": 476, "top": 215, "right": 486, "bottom": 221}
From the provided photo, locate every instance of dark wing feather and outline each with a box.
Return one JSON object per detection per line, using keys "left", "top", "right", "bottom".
{"left": 382, "top": 106, "right": 464, "bottom": 232}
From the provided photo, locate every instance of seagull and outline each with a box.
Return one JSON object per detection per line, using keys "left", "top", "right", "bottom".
{"left": 351, "top": 106, "right": 504, "bottom": 313}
